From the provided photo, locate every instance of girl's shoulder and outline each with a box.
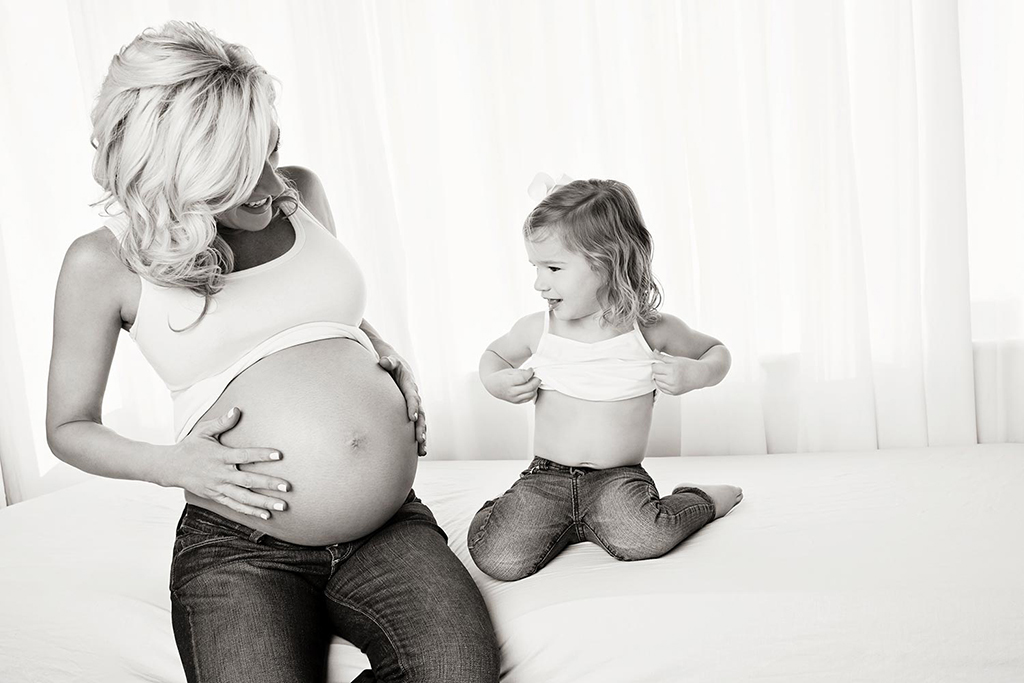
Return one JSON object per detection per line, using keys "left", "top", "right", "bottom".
{"left": 639, "top": 312, "right": 725, "bottom": 360}
{"left": 510, "top": 311, "right": 547, "bottom": 351}
{"left": 638, "top": 312, "right": 684, "bottom": 350}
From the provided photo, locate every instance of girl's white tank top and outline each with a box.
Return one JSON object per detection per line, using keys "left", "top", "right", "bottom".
{"left": 521, "top": 312, "right": 658, "bottom": 402}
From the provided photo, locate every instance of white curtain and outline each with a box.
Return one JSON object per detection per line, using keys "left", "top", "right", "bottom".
{"left": 0, "top": 0, "right": 1020, "bottom": 504}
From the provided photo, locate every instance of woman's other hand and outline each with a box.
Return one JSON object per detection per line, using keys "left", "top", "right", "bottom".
{"left": 378, "top": 355, "right": 427, "bottom": 457}
{"left": 165, "top": 407, "right": 292, "bottom": 519}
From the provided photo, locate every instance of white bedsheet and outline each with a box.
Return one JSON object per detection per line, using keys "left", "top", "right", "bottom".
{"left": 2, "top": 444, "right": 1023, "bottom": 682}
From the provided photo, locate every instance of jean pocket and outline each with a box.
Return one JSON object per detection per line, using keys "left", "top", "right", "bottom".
{"left": 170, "top": 527, "right": 256, "bottom": 594}
{"left": 173, "top": 525, "right": 238, "bottom": 559}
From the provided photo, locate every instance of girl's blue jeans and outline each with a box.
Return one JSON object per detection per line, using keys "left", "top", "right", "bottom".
{"left": 170, "top": 490, "right": 500, "bottom": 683}
{"left": 468, "top": 457, "right": 716, "bottom": 582}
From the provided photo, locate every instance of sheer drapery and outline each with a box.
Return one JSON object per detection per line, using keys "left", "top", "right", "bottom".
{"left": 0, "top": 0, "right": 1019, "bottom": 503}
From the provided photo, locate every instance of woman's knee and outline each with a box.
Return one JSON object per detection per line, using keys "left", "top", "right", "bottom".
{"left": 399, "top": 628, "right": 501, "bottom": 683}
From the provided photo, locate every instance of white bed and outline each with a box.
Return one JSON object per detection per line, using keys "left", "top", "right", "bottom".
{"left": 2, "top": 444, "right": 1023, "bottom": 682}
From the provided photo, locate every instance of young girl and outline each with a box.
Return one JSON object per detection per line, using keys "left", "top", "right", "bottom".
{"left": 469, "top": 176, "right": 743, "bottom": 582}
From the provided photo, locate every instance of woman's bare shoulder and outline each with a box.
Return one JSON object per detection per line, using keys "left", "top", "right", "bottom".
{"left": 63, "top": 226, "right": 126, "bottom": 277}
{"left": 279, "top": 165, "right": 335, "bottom": 234}
{"left": 59, "top": 227, "right": 137, "bottom": 317}
{"left": 279, "top": 165, "right": 322, "bottom": 196}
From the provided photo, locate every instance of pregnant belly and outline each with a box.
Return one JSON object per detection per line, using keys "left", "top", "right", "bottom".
{"left": 184, "top": 338, "right": 418, "bottom": 546}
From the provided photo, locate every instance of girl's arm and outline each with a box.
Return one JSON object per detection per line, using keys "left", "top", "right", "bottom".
{"left": 642, "top": 313, "right": 731, "bottom": 395}
{"left": 46, "top": 231, "right": 289, "bottom": 518}
{"left": 480, "top": 313, "right": 543, "bottom": 403}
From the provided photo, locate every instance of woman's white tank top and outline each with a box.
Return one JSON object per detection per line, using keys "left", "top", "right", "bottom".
{"left": 105, "top": 203, "right": 377, "bottom": 442}
{"left": 521, "top": 312, "right": 658, "bottom": 402}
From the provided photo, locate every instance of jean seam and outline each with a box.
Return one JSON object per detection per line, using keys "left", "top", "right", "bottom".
{"left": 467, "top": 505, "right": 494, "bottom": 552}
{"left": 670, "top": 487, "right": 717, "bottom": 520}
{"left": 326, "top": 593, "right": 406, "bottom": 679}
{"left": 571, "top": 472, "right": 584, "bottom": 542}
{"left": 179, "top": 597, "right": 204, "bottom": 683}
{"left": 652, "top": 498, "right": 714, "bottom": 525}
{"left": 469, "top": 469, "right": 535, "bottom": 551}
{"left": 526, "top": 524, "right": 578, "bottom": 577}
{"left": 578, "top": 521, "right": 627, "bottom": 561}
{"left": 470, "top": 486, "right": 515, "bottom": 551}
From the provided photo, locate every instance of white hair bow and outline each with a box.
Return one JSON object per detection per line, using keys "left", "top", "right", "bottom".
{"left": 527, "top": 172, "right": 575, "bottom": 201}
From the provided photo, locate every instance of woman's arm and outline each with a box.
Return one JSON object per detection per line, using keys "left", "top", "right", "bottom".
{"left": 46, "top": 231, "right": 290, "bottom": 517}
{"left": 46, "top": 231, "right": 169, "bottom": 482}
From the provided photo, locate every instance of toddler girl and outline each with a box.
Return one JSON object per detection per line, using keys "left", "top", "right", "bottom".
{"left": 468, "top": 175, "right": 743, "bottom": 581}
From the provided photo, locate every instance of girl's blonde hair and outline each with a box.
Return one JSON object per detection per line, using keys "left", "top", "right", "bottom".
{"left": 523, "top": 179, "right": 662, "bottom": 327}
{"left": 91, "top": 20, "right": 295, "bottom": 302}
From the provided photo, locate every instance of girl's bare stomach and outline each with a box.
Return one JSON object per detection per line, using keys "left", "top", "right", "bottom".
{"left": 533, "top": 390, "right": 655, "bottom": 469}
{"left": 184, "top": 338, "right": 418, "bottom": 546}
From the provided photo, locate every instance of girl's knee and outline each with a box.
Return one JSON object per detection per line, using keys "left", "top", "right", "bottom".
{"left": 467, "top": 499, "right": 541, "bottom": 581}
{"left": 469, "top": 541, "right": 539, "bottom": 582}
{"left": 467, "top": 499, "right": 496, "bottom": 545}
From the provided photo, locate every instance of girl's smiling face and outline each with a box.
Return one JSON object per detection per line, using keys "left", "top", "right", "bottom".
{"left": 526, "top": 232, "right": 605, "bottom": 323}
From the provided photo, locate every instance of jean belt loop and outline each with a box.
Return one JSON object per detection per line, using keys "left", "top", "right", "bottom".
{"left": 248, "top": 529, "right": 266, "bottom": 544}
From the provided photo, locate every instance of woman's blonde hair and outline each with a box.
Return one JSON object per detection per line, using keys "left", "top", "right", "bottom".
{"left": 91, "top": 20, "right": 295, "bottom": 303}
{"left": 523, "top": 179, "right": 662, "bottom": 327}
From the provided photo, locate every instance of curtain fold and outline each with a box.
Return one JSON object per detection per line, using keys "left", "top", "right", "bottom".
{"left": 0, "top": 0, "right": 1017, "bottom": 503}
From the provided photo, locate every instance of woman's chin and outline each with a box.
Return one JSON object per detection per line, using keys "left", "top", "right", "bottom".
{"left": 219, "top": 208, "right": 273, "bottom": 232}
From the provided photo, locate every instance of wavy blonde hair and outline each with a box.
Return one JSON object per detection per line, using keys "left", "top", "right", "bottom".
{"left": 523, "top": 179, "right": 663, "bottom": 328}
{"left": 91, "top": 20, "right": 295, "bottom": 303}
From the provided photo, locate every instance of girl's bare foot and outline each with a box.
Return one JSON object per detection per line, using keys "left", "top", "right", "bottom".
{"left": 674, "top": 483, "right": 743, "bottom": 519}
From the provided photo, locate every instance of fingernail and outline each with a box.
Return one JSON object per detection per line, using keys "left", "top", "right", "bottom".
{"left": 274, "top": 503, "right": 285, "bottom": 511}
{"left": 412, "top": 412, "right": 418, "bottom": 421}
{"left": 260, "top": 512, "right": 269, "bottom": 520}
{"left": 270, "top": 451, "right": 281, "bottom": 460}
{"left": 278, "top": 483, "right": 288, "bottom": 492}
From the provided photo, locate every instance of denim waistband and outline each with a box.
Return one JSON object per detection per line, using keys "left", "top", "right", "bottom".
{"left": 530, "top": 456, "right": 599, "bottom": 474}
{"left": 179, "top": 488, "right": 421, "bottom": 548}
{"left": 180, "top": 503, "right": 274, "bottom": 544}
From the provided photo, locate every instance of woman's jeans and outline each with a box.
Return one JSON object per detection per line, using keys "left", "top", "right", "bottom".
{"left": 170, "top": 491, "right": 500, "bottom": 683}
{"left": 468, "top": 457, "right": 716, "bottom": 582}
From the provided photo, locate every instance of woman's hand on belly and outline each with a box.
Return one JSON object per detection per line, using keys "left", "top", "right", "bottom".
{"left": 162, "top": 406, "right": 291, "bottom": 519}
{"left": 378, "top": 354, "right": 427, "bottom": 457}
{"left": 190, "top": 338, "right": 420, "bottom": 546}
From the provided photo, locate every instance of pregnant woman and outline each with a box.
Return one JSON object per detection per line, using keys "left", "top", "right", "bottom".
{"left": 45, "top": 21, "right": 499, "bottom": 683}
